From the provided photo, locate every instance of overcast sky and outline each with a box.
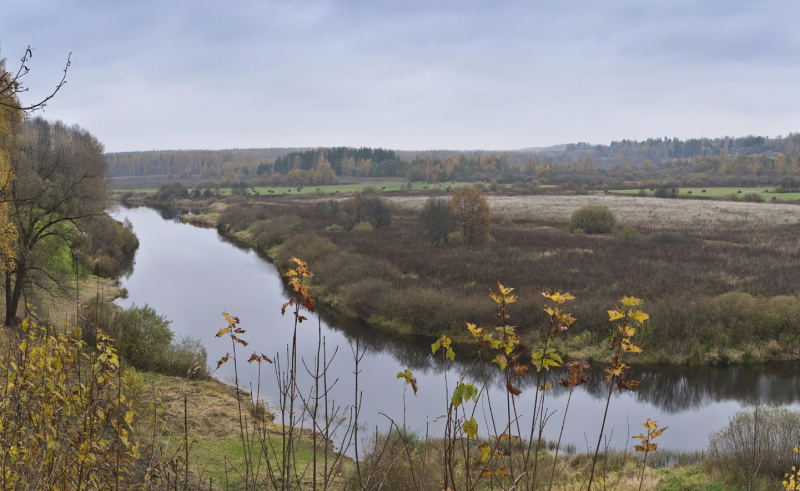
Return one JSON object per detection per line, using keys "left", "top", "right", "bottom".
{"left": 2, "top": 0, "right": 799, "bottom": 153}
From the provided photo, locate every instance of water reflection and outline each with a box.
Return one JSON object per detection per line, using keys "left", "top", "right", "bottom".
{"left": 113, "top": 205, "right": 800, "bottom": 451}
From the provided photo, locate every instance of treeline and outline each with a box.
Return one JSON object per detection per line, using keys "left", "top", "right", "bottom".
{"left": 106, "top": 147, "right": 306, "bottom": 177}
{"left": 581, "top": 133, "right": 800, "bottom": 165}
{"left": 537, "top": 151, "right": 800, "bottom": 189}
{"left": 107, "top": 133, "right": 800, "bottom": 191}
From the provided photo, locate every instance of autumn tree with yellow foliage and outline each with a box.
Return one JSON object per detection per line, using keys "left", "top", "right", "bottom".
{"left": 0, "top": 56, "right": 19, "bottom": 273}
{"left": 448, "top": 185, "right": 490, "bottom": 245}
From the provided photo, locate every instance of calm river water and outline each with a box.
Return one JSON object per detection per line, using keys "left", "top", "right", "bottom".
{"left": 113, "top": 205, "right": 800, "bottom": 453}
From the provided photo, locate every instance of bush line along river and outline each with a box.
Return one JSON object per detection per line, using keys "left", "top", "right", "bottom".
{"left": 113, "top": 205, "right": 800, "bottom": 453}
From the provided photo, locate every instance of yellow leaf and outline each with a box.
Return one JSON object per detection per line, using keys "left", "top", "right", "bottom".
{"left": 621, "top": 296, "right": 641, "bottom": 306}
{"left": 631, "top": 311, "right": 650, "bottom": 323}
{"left": 608, "top": 309, "right": 624, "bottom": 321}
{"left": 651, "top": 427, "right": 668, "bottom": 438}
{"left": 497, "top": 283, "right": 514, "bottom": 295}
{"left": 480, "top": 442, "right": 491, "bottom": 463}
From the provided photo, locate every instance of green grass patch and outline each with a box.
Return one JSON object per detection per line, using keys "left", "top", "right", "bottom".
{"left": 610, "top": 187, "right": 800, "bottom": 201}
{"left": 190, "top": 434, "right": 329, "bottom": 489}
{"left": 113, "top": 188, "right": 159, "bottom": 194}
{"left": 656, "top": 466, "right": 738, "bottom": 491}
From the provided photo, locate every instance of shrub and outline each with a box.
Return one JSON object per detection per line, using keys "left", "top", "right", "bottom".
{"left": 361, "top": 185, "right": 381, "bottom": 196}
{"left": 708, "top": 407, "right": 800, "bottom": 488}
{"left": 81, "top": 299, "right": 209, "bottom": 379}
{"left": 420, "top": 198, "right": 453, "bottom": 246}
{"left": 499, "top": 217, "right": 514, "bottom": 227}
{"left": 328, "top": 199, "right": 340, "bottom": 217}
{"left": 315, "top": 201, "right": 332, "bottom": 219}
{"left": 448, "top": 186, "right": 491, "bottom": 245}
{"left": 248, "top": 399, "right": 272, "bottom": 423}
{"left": 313, "top": 253, "right": 401, "bottom": 291}
{"left": 163, "top": 335, "right": 210, "bottom": 379}
{"left": 654, "top": 187, "right": 668, "bottom": 198}
{"left": 217, "top": 204, "right": 271, "bottom": 232}
{"left": 275, "top": 232, "right": 338, "bottom": 269}
{"left": 76, "top": 215, "right": 139, "bottom": 277}
{"left": 447, "top": 230, "right": 466, "bottom": 246}
{"left": 568, "top": 204, "right": 616, "bottom": 234}
{"left": 326, "top": 224, "right": 344, "bottom": 232}
{"left": 120, "top": 190, "right": 134, "bottom": 203}
{"left": 742, "top": 192, "right": 765, "bottom": 203}
{"left": 352, "top": 221, "right": 374, "bottom": 232}
{"left": 315, "top": 199, "right": 342, "bottom": 219}
{"left": 337, "top": 278, "right": 393, "bottom": 318}
{"left": 251, "top": 215, "right": 300, "bottom": 249}
{"left": 345, "top": 193, "right": 392, "bottom": 229}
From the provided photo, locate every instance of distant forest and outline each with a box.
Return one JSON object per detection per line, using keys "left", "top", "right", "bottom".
{"left": 107, "top": 133, "right": 800, "bottom": 188}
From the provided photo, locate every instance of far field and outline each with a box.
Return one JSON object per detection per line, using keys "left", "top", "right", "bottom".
{"left": 113, "top": 181, "right": 474, "bottom": 195}
{"left": 610, "top": 186, "right": 800, "bottom": 201}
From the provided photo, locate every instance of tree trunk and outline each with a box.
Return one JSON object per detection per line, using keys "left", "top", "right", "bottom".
{"left": 5, "top": 266, "right": 24, "bottom": 326}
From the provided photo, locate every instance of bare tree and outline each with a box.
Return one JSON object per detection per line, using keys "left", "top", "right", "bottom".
{"left": 4, "top": 117, "right": 107, "bottom": 324}
{"left": 0, "top": 44, "right": 71, "bottom": 112}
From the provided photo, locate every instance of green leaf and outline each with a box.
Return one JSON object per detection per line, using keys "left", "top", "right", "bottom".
{"left": 493, "top": 354, "right": 508, "bottom": 370}
{"left": 432, "top": 340, "right": 441, "bottom": 354}
{"left": 463, "top": 417, "right": 478, "bottom": 438}
{"left": 446, "top": 347, "right": 455, "bottom": 361}
{"left": 452, "top": 383, "right": 478, "bottom": 408}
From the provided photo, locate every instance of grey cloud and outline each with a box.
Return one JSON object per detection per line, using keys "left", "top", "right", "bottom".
{"left": 1, "top": 0, "right": 798, "bottom": 151}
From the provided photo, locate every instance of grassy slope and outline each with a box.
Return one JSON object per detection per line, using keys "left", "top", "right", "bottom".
{"left": 138, "top": 372, "right": 351, "bottom": 490}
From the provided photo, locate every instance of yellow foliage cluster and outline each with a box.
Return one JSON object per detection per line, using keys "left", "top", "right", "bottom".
{"left": 0, "top": 313, "right": 141, "bottom": 489}
{"left": 783, "top": 448, "right": 800, "bottom": 489}
{"left": 0, "top": 68, "right": 18, "bottom": 272}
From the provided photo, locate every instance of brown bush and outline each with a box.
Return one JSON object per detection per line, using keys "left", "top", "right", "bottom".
{"left": 251, "top": 215, "right": 301, "bottom": 249}
{"left": 275, "top": 232, "right": 338, "bottom": 270}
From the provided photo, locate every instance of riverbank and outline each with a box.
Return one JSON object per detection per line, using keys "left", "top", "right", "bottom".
{"left": 145, "top": 190, "right": 800, "bottom": 367}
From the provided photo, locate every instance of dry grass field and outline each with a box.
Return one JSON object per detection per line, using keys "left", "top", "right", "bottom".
{"left": 388, "top": 193, "right": 800, "bottom": 232}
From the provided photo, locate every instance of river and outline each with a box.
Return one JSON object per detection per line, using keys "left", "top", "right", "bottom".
{"left": 113, "top": 205, "right": 800, "bottom": 454}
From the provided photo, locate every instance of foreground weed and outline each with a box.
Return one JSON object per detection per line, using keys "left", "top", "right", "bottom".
{"left": 633, "top": 418, "right": 667, "bottom": 491}
{"left": 588, "top": 297, "right": 648, "bottom": 490}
